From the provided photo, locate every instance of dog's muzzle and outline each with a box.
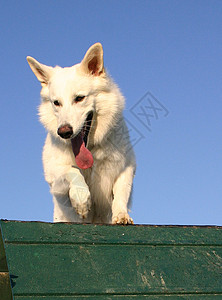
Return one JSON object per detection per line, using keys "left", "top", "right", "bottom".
{"left": 57, "top": 124, "right": 73, "bottom": 139}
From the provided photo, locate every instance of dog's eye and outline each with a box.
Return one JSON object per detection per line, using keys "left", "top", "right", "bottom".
{"left": 53, "top": 100, "right": 61, "bottom": 106}
{"left": 75, "top": 95, "right": 85, "bottom": 103}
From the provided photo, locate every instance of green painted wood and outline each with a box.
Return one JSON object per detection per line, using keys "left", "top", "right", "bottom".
{"left": 4, "top": 243, "right": 222, "bottom": 296}
{"left": 12, "top": 295, "right": 222, "bottom": 300}
{"left": 1, "top": 221, "right": 222, "bottom": 245}
{"left": 1, "top": 220, "right": 222, "bottom": 299}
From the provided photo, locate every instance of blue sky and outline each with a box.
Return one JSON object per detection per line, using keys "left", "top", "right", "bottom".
{"left": 1, "top": 0, "right": 222, "bottom": 225}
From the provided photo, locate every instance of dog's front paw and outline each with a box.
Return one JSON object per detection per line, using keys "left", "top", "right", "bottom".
{"left": 112, "top": 213, "right": 134, "bottom": 225}
{"left": 69, "top": 184, "right": 91, "bottom": 219}
{"left": 66, "top": 168, "right": 91, "bottom": 219}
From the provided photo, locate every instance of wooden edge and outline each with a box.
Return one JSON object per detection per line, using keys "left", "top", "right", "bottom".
{"left": 1, "top": 220, "right": 222, "bottom": 246}
{"left": 0, "top": 226, "right": 9, "bottom": 272}
{"left": 1, "top": 219, "right": 222, "bottom": 228}
{"left": 0, "top": 272, "right": 13, "bottom": 300}
{"left": 0, "top": 226, "right": 13, "bottom": 300}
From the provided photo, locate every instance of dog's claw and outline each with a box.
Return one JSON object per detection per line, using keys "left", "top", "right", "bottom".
{"left": 112, "top": 213, "right": 133, "bottom": 225}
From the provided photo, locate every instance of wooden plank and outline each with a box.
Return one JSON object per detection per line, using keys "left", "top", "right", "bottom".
{"left": 4, "top": 243, "right": 222, "bottom": 296}
{"left": 1, "top": 220, "right": 222, "bottom": 245}
{"left": 13, "top": 295, "right": 222, "bottom": 299}
{"left": 1, "top": 221, "right": 222, "bottom": 298}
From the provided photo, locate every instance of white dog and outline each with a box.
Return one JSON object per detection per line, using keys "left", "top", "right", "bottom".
{"left": 27, "top": 43, "right": 136, "bottom": 224}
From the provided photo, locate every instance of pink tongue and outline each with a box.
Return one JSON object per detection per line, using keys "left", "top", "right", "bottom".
{"left": 71, "top": 135, "right": 93, "bottom": 169}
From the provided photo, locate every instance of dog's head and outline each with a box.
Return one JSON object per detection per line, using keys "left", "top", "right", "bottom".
{"left": 27, "top": 43, "right": 125, "bottom": 151}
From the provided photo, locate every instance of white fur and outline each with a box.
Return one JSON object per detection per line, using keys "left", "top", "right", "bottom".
{"left": 27, "top": 43, "right": 136, "bottom": 224}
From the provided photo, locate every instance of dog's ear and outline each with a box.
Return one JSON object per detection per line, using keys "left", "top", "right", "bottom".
{"left": 26, "top": 56, "right": 53, "bottom": 86}
{"left": 80, "top": 43, "right": 104, "bottom": 76}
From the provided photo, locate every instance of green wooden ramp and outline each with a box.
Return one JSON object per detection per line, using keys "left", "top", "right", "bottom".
{"left": 0, "top": 220, "right": 222, "bottom": 299}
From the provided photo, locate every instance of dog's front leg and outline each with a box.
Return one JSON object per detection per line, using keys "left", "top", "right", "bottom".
{"left": 66, "top": 167, "right": 91, "bottom": 219}
{"left": 112, "top": 165, "right": 135, "bottom": 224}
{"left": 51, "top": 167, "right": 91, "bottom": 221}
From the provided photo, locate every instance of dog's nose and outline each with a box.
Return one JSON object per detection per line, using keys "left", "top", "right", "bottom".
{"left": 57, "top": 124, "right": 73, "bottom": 139}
